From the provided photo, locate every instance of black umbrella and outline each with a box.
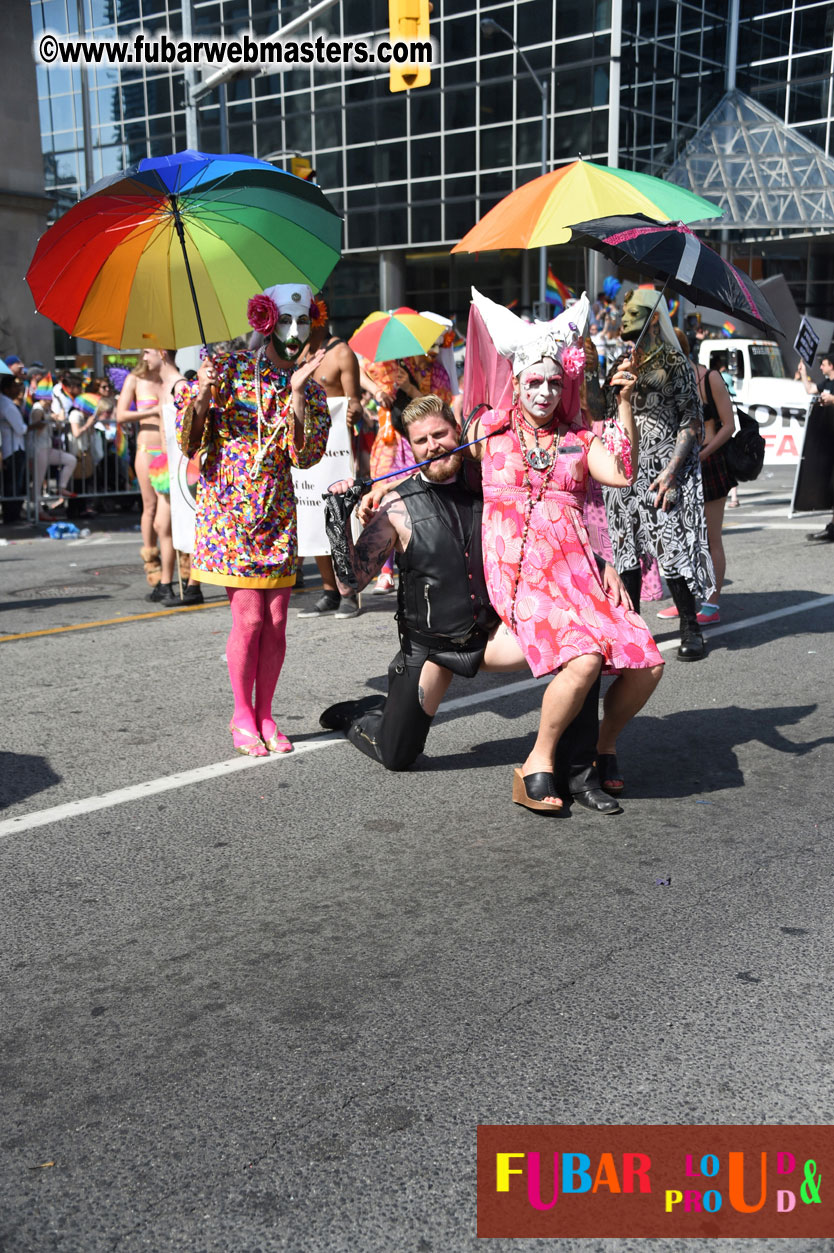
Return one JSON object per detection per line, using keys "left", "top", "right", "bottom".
{"left": 569, "top": 214, "right": 782, "bottom": 336}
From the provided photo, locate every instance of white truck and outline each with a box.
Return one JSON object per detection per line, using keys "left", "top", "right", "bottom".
{"left": 697, "top": 339, "right": 811, "bottom": 465}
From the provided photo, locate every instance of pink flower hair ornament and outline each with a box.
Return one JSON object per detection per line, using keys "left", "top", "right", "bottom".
{"left": 561, "top": 343, "right": 587, "bottom": 378}
{"left": 247, "top": 293, "right": 279, "bottom": 336}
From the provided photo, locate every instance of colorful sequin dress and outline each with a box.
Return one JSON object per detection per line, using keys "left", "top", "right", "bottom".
{"left": 480, "top": 410, "right": 664, "bottom": 679}
{"left": 176, "top": 351, "right": 330, "bottom": 589}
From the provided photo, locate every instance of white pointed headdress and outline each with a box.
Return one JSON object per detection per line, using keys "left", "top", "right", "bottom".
{"left": 471, "top": 287, "right": 590, "bottom": 376}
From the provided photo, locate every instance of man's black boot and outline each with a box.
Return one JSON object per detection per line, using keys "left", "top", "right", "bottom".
{"left": 568, "top": 763, "right": 623, "bottom": 816}
{"left": 667, "top": 576, "right": 705, "bottom": 661}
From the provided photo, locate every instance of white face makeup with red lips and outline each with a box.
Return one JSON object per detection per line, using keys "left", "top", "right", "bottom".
{"left": 517, "top": 357, "right": 563, "bottom": 422}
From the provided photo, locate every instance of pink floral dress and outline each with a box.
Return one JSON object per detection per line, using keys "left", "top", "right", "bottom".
{"left": 480, "top": 410, "right": 664, "bottom": 679}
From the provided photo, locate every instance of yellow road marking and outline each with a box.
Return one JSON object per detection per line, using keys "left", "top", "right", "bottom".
{"left": 0, "top": 600, "right": 226, "bottom": 643}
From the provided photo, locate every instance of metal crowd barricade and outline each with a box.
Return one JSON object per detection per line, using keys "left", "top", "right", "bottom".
{"left": 1, "top": 421, "right": 141, "bottom": 525}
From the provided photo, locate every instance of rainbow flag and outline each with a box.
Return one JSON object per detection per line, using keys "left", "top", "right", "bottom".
{"left": 721, "top": 321, "right": 736, "bottom": 338}
{"left": 74, "top": 391, "right": 101, "bottom": 417}
{"left": 668, "top": 299, "right": 680, "bottom": 318}
{"left": 114, "top": 423, "right": 128, "bottom": 458}
{"left": 545, "top": 268, "right": 574, "bottom": 311}
{"left": 33, "top": 373, "right": 54, "bottom": 402}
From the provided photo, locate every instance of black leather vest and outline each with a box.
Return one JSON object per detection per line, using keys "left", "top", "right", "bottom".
{"left": 395, "top": 476, "right": 498, "bottom": 642}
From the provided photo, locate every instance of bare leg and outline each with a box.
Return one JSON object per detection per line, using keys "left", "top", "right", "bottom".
{"left": 134, "top": 447, "right": 157, "bottom": 551}
{"left": 481, "top": 623, "right": 529, "bottom": 673}
{"left": 703, "top": 497, "right": 727, "bottom": 605}
{"left": 315, "top": 553, "right": 337, "bottom": 592}
{"left": 153, "top": 493, "right": 176, "bottom": 584}
{"left": 597, "top": 664, "right": 664, "bottom": 754}
{"left": 416, "top": 659, "right": 454, "bottom": 715}
{"left": 522, "top": 654, "right": 603, "bottom": 801}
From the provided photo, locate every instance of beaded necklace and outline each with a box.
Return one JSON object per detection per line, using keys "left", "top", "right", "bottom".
{"left": 252, "top": 347, "right": 292, "bottom": 478}
{"left": 508, "top": 409, "right": 563, "bottom": 635}
{"left": 513, "top": 405, "right": 560, "bottom": 471}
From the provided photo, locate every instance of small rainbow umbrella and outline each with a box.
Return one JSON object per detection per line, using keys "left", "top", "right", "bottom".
{"left": 26, "top": 149, "right": 343, "bottom": 350}
{"left": 451, "top": 159, "right": 722, "bottom": 253}
{"left": 349, "top": 308, "right": 443, "bottom": 362}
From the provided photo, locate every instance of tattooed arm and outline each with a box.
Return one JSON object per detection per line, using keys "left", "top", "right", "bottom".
{"left": 650, "top": 350, "right": 704, "bottom": 511}
{"left": 335, "top": 492, "right": 413, "bottom": 595}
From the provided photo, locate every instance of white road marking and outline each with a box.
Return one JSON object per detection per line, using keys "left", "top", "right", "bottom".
{"left": 726, "top": 523, "right": 823, "bottom": 531}
{"left": 2, "top": 594, "right": 832, "bottom": 840}
{"left": 0, "top": 737, "right": 344, "bottom": 838}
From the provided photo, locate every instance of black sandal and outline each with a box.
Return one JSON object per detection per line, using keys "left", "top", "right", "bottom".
{"left": 513, "top": 769, "right": 563, "bottom": 813}
{"left": 597, "top": 753, "right": 624, "bottom": 796}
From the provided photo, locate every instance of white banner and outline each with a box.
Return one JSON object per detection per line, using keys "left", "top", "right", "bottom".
{"left": 293, "top": 396, "right": 353, "bottom": 556}
{"left": 162, "top": 401, "right": 197, "bottom": 554}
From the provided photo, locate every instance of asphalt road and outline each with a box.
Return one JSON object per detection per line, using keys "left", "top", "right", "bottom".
{"left": 1, "top": 469, "right": 833, "bottom": 1253}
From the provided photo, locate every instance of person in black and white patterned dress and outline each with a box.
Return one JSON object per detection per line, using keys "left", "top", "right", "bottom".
{"left": 602, "top": 288, "right": 715, "bottom": 661}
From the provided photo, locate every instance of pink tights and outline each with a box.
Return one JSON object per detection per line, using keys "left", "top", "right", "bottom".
{"left": 225, "top": 587, "right": 290, "bottom": 740}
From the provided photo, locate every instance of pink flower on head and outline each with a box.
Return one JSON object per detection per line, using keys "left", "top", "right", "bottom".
{"left": 247, "top": 293, "right": 279, "bottom": 336}
{"left": 561, "top": 344, "right": 586, "bottom": 378}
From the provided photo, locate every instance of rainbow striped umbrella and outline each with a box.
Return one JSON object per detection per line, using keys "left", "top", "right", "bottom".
{"left": 26, "top": 150, "right": 343, "bottom": 349}
{"left": 349, "top": 308, "right": 443, "bottom": 362}
{"left": 451, "top": 159, "right": 721, "bottom": 253}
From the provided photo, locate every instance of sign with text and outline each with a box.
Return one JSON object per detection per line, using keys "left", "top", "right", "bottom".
{"left": 794, "top": 317, "right": 820, "bottom": 367}
{"left": 477, "top": 1124, "right": 832, "bottom": 1238}
{"left": 293, "top": 396, "right": 353, "bottom": 556}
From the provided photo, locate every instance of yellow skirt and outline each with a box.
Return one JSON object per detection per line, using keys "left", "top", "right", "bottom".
{"left": 193, "top": 568, "right": 295, "bottom": 590}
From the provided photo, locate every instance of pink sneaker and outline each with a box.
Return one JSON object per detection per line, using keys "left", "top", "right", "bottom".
{"left": 696, "top": 606, "right": 720, "bottom": 625}
{"left": 656, "top": 604, "right": 679, "bottom": 619}
{"left": 373, "top": 571, "right": 395, "bottom": 594}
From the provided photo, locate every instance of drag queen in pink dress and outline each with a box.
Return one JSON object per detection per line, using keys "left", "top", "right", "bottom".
{"left": 467, "top": 289, "right": 664, "bottom": 812}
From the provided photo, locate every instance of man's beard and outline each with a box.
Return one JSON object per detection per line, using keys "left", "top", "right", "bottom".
{"left": 422, "top": 449, "right": 463, "bottom": 482}
{"left": 271, "top": 332, "right": 306, "bottom": 361}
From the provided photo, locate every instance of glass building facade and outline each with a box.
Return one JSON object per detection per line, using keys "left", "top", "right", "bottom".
{"left": 29, "top": 0, "right": 834, "bottom": 333}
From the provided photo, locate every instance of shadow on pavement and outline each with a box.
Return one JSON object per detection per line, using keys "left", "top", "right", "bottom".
{"left": 0, "top": 596, "right": 110, "bottom": 613}
{"left": 0, "top": 752, "right": 62, "bottom": 810}
{"left": 428, "top": 703, "right": 832, "bottom": 799}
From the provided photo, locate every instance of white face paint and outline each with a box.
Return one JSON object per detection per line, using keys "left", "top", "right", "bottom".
{"left": 517, "top": 357, "right": 563, "bottom": 422}
{"left": 272, "top": 309, "right": 311, "bottom": 360}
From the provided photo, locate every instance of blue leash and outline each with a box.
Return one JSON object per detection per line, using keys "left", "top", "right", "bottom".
{"left": 329, "top": 404, "right": 501, "bottom": 493}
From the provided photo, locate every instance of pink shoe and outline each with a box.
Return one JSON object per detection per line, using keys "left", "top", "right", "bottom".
{"left": 656, "top": 604, "right": 679, "bottom": 619}
{"left": 373, "top": 571, "right": 395, "bottom": 594}
{"left": 696, "top": 606, "right": 720, "bottom": 625}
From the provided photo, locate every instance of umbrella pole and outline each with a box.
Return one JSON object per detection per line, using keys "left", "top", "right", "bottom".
{"left": 628, "top": 277, "right": 670, "bottom": 358}
{"left": 170, "top": 196, "right": 208, "bottom": 350}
